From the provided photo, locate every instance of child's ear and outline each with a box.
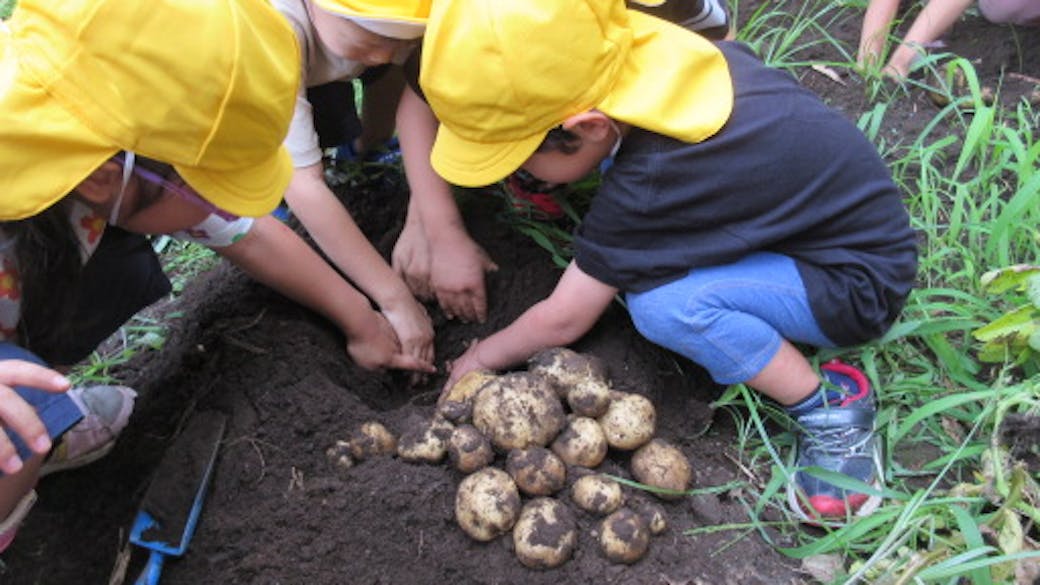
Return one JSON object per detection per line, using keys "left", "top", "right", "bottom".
{"left": 75, "top": 160, "right": 122, "bottom": 205}
{"left": 562, "top": 111, "right": 613, "bottom": 143}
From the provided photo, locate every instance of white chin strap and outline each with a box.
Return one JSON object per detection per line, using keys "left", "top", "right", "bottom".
{"left": 109, "top": 151, "right": 136, "bottom": 225}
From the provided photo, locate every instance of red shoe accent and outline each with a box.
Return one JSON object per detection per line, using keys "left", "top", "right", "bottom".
{"left": 805, "top": 492, "right": 869, "bottom": 518}
{"left": 821, "top": 359, "right": 871, "bottom": 405}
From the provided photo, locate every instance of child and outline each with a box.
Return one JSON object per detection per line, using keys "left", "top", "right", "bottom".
{"left": 860, "top": 0, "right": 1040, "bottom": 79}
{"left": 274, "top": 0, "right": 434, "bottom": 370}
{"left": 0, "top": 0, "right": 434, "bottom": 553}
{"left": 390, "top": 0, "right": 737, "bottom": 325}
{"left": 423, "top": 0, "right": 918, "bottom": 523}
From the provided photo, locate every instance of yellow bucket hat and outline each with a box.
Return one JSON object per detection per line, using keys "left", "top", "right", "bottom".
{"left": 312, "top": 0, "right": 431, "bottom": 39}
{"left": 421, "top": 0, "right": 734, "bottom": 187}
{"left": 0, "top": 0, "right": 300, "bottom": 221}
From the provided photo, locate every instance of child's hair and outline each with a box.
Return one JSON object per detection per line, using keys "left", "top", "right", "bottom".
{"left": 535, "top": 126, "right": 582, "bottom": 154}
{"left": 3, "top": 200, "right": 84, "bottom": 360}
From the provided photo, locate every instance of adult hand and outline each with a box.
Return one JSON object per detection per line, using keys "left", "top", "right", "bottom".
{"left": 392, "top": 219, "right": 435, "bottom": 301}
{"left": 429, "top": 231, "right": 498, "bottom": 324}
{"left": 0, "top": 360, "right": 71, "bottom": 474}
{"left": 346, "top": 312, "right": 437, "bottom": 374}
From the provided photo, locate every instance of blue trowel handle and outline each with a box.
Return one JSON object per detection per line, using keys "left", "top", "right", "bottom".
{"left": 135, "top": 550, "right": 165, "bottom": 585}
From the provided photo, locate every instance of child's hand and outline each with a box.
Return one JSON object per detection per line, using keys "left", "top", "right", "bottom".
{"left": 429, "top": 232, "right": 497, "bottom": 324}
{"left": 392, "top": 219, "right": 435, "bottom": 301}
{"left": 380, "top": 297, "right": 436, "bottom": 381}
{"left": 347, "top": 312, "right": 436, "bottom": 374}
{"left": 0, "top": 360, "right": 70, "bottom": 473}
{"left": 442, "top": 339, "right": 489, "bottom": 395}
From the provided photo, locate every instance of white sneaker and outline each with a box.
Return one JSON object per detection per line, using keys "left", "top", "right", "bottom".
{"left": 40, "top": 385, "right": 136, "bottom": 477}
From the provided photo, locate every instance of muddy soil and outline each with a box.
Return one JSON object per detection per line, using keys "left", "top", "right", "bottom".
{"left": 4, "top": 3, "right": 1037, "bottom": 584}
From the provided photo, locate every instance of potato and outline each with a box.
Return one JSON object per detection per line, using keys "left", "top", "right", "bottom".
{"left": 551, "top": 416, "right": 608, "bottom": 468}
{"left": 638, "top": 501, "right": 668, "bottom": 535}
{"left": 397, "top": 417, "right": 453, "bottom": 464}
{"left": 324, "top": 439, "right": 355, "bottom": 470}
{"left": 448, "top": 424, "right": 495, "bottom": 474}
{"left": 506, "top": 447, "right": 567, "bottom": 496}
{"left": 455, "top": 468, "right": 522, "bottom": 541}
{"left": 472, "top": 372, "right": 566, "bottom": 451}
{"left": 597, "top": 392, "right": 655, "bottom": 450}
{"left": 347, "top": 421, "right": 397, "bottom": 460}
{"left": 528, "top": 347, "right": 609, "bottom": 398}
{"left": 571, "top": 473, "right": 624, "bottom": 516}
{"left": 438, "top": 369, "right": 498, "bottom": 422}
{"left": 598, "top": 508, "right": 651, "bottom": 564}
{"left": 630, "top": 438, "right": 692, "bottom": 500}
{"left": 513, "top": 498, "right": 578, "bottom": 569}
{"left": 566, "top": 378, "right": 611, "bottom": 418}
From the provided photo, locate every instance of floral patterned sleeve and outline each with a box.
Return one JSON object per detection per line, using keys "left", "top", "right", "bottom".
{"left": 171, "top": 213, "right": 255, "bottom": 248}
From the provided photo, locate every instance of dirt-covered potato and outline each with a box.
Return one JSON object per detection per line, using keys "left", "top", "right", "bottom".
{"left": 571, "top": 473, "right": 624, "bottom": 516}
{"left": 455, "top": 468, "right": 522, "bottom": 541}
{"left": 506, "top": 447, "right": 567, "bottom": 496}
{"left": 438, "top": 369, "right": 498, "bottom": 422}
{"left": 598, "top": 508, "right": 651, "bottom": 564}
{"left": 325, "top": 439, "right": 355, "bottom": 470}
{"left": 347, "top": 421, "right": 398, "bottom": 460}
{"left": 630, "top": 438, "right": 692, "bottom": 500}
{"left": 630, "top": 497, "right": 668, "bottom": 535}
{"left": 448, "top": 424, "right": 495, "bottom": 474}
{"left": 513, "top": 498, "right": 578, "bottom": 569}
{"left": 566, "top": 378, "right": 612, "bottom": 418}
{"left": 528, "top": 347, "right": 609, "bottom": 398}
{"left": 472, "top": 372, "right": 566, "bottom": 451}
{"left": 551, "top": 416, "right": 608, "bottom": 468}
{"left": 597, "top": 391, "right": 656, "bottom": 450}
{"left": 397, "top": 417, "right": 453, "bottom": 464}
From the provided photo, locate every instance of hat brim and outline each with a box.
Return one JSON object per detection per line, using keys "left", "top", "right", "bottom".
{"left": 431, "top": 122, "right": 546, "bottom": 188}
{"left": 312, "top": 0, "right": 427, "bottom": 39}
{"left": 177, "top": 146, "right": 293, "bottom": 218}
{"left": 597, "top": 11, "right": 732, "bottom": 144}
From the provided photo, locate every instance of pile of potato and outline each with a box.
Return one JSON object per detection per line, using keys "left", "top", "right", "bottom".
{"left": 326, "top": 347, "right": 694, "bottom": 569}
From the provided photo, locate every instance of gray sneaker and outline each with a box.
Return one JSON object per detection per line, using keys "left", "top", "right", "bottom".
{"left": 40, "top": 385, "right": 136, "bottom": 477}
{"left": 786, "top": 360, "right": 883, "bottom": 524}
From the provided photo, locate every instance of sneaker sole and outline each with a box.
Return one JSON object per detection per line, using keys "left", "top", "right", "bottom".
{"left": 38, "top": 439, "right": 116, "bottom": 478}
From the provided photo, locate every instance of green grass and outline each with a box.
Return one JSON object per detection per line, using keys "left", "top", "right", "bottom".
{"left": 502, "top": 1, "right": 1040, "bottom": 581}
{"left": 0, "top": 0, "right": 14, "bottom": 20}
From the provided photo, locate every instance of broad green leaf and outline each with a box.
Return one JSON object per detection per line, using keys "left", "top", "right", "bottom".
{"left": 979, "top": 266, "right": 1040, "bottom": 294}
{"left": 972, "top": 306, "right": 1036, "bottom": 341}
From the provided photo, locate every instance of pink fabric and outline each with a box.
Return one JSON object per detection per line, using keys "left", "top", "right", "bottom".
{"left": 978, "top": 0, "right": 1040, "bottom": 26}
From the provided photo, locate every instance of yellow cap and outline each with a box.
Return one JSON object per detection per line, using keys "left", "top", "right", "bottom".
{"left": 421, "top": 0, "right": 734, "bottom": 187}
{"left": 312, "top": 0, "right": 430, "bottom": 39}
{"left": 0, "top": 0, "right": 300, "bottom": 221}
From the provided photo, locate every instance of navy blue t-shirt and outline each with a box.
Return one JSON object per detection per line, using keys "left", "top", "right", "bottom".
{"left": 574, "top": 42, "right": 917, "bottom": 346}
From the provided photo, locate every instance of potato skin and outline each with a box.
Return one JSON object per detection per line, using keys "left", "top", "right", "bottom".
{"left": 397, "top": 417, "right": 453, "bottom": 464}
{"left": 597, "top": 392, "right": 656, "bottom": 450}
{"left": 448, "top": 424, "right": 495, "bottom": 474}
{"left": 455, "top": 468, "right": 522, "bottom": 541}
{"left": 506, "top": 447, "right": 567, "bottom": 496}
{"left": 348, "top": 421, "right": 397, "bottom": 460}
{"left": 570, "top": 474, "right": 624, "bottom": 516}
{"left": 472, "top": 372, "right": 566, "bottom": 451}
{"left": 513, "top": 498, "right": 578, "bottom": 569}
{"left": 551, "top": 416, "right": 608, "bottom": 468}
{"left": 630, "top": 438, "right": 692, "bottom": 500}
{"left": 566, "top": 378, "right": 612, "bottom": 418}
{"left": 528, "top": 347, "right": 609, "bottom": 398}
{"left": 599, "top": 508, "right": 651, "bottom": 564}
{"left": 439, "top": 369, "right": 497, "bottom": 422}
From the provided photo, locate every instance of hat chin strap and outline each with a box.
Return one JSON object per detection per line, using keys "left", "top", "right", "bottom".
{"left": 109, "top": 151, "right": 136, "bottom": 225}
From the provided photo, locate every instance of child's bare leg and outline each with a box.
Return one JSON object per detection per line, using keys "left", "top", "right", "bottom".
{"left": 0, "top": 458, "right": 41, "bottom": 520}
{"left": 744, "top": 339, "right": 819, "bottom": 405}
{"left": 357, "top": 66, "right": 405, "bottom": 154}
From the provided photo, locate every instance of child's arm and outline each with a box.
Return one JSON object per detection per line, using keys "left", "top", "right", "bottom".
{"left": 395, "top": 85, "right": 498, "bottom": 324}
{"left": 444, "top": 261, "right": 617, "bottom": 390}
{"left": 217, "top": 215, "right": 435, "bottom": 373}
{"left": 284, "top": 163, "right": 435, "bottom": 370}
{"left": 858, "top": 0, "right": 902, "bottom": 70}
{"left": 884, "top": 0, "right": 974, "bottom": 78}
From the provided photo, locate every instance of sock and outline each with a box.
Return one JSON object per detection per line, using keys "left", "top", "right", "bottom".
{"left": 785, "top": 379, "right": 850, "bottom": 417}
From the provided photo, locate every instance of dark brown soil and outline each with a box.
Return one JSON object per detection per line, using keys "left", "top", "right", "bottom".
{"left": 4, "top": 4, "right": 1037, "bottom": 584}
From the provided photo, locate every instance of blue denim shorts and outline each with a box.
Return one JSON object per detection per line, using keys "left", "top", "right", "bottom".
{"left": 626, "top": 252, "right": 836, "bottom": 384}
{"left": 0, "top": 343, "right": 84, "bottom": 467}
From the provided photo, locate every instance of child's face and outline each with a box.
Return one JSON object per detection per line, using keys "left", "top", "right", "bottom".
{"left": 309, "top": 4, "right": 416, "bottom": 66}
{"left": 520, "top": 125, "right": 618, "bottom": 185}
